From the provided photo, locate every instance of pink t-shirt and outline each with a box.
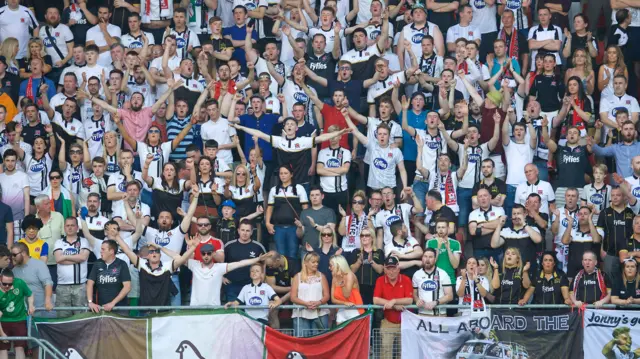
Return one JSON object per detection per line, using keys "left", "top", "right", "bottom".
{"left": 117, "top": 107, "right": 154, "bottom": 151}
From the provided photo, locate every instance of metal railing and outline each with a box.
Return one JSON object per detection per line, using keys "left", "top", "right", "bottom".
{"left": 0, "top": 336, "right": 67, "bottom": 359}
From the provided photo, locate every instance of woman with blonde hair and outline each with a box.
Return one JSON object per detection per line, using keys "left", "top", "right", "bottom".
{"left": 456, "top": 257, "right": 491, "bottom": 315}
{"left": 330, "top": 255, "right": 364, "bottom": 324}
{"left": 611, "top": 258, "right": 640, "bottom": 305}
{"left": 338, "top": 190, "right": 375, "bottom": 252}
{"left": 19, "top": 38, "right": 52, "bottom": 79}
{"left": 305, "top": 227, "right": 341, "bottom": 285}
{"left": 598, "top": 45, "right": 628, "bottom": 98}
{"left": 348, "top": 225, "right": 384, "bottom": 304}
{"left": 102, "top": 131, "right": 122, "bottom": 176}
{"left": 290, "top": 251, "right": 330, "bottom": 337}
{"left": 0, "top": 37, "right": 20, "bottom": 75}
{"left": 490, "top": 248, "right": 531, "bottom": 304}
{"left": 225, "top": 163, "right": 261, "bottom": 221}
{"left": 565, "top": 48, "right": 595, "bottom": 95}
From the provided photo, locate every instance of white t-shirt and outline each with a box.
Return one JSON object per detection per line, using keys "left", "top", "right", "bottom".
{"left": 470, "top": 0, "right": 497, "bottom": 34}
{"left": 317, "top": 147, "right": 351, "bottom": 193}
{"left": 83, "top": 114, "right": 113, "bottom": 159}
{"left": 363, "top": 118, "right": 403, "bottom": 164}
{"left": 188, "top": 260, "right": 227, "bottom": 306}
{"left": 503, "top": 138, "right": 534, "bottom": 185}
{"left": 0, "top": 171, "right": 29, "bottom": 220}
{"left": 366, "top": 142, "right": 403, "bottom": 190}
{"left": 200, "top": 117, "right": 237, "bottom": 165}
{"left": 53, "top": 112, "right": 85, "bottom": 139}
{"left": 514, "top": 180, "right": 555, "bottom": 214}
{"left": 446, "top": 24, "right": 481, "bottom": 45}
{"left": 38, "top": 23, "right": 74, "bottom": 64}
{"left": 0, "top": 5, "right": 38, "bottom": 59}
{"left": 120, "top": 32, "right": 156, "bottom": 49}
{"left": 86, "top": 24, "right": 122, "bottom": 67}
{"left": 412, "top": 267, "right": 452, "bottom": 315}
{"left": 75, "top": 64, "right": 106, "bottom": 93}
{"left": 375, "top": 203, "right": 414, "bottom": 247}
{"left": 136, "top": 141, "right": 173, "bottom": 180}
{"left": 457, "top": 143, "right": 490, "bottom": 188}
{"left": 237, "top": 282, "right": 278, "bottom": 320}
{"left": 142, "top": 225, "right": 186, "bottom": 262}
{"left": 54, "top": 237, "right": 91, "bottom": 285}
{"left": 150, "top": 55, "right": 181, "bottom": 96}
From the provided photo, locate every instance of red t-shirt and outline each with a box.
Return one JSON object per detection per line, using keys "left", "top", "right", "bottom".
{"left": 193, "top": 237, "right": 224, "bottom": 262}
{"left": 373, "top": 274, "right": 413, "bottom": 323}
{"left": 320, "top": 104, "right": 350, "bottom": 150}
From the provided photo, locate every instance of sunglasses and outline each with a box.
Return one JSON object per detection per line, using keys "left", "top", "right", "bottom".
{"left": 70, "top": 150, "right": 82, "bottom": 155}
{"left": 148, "top": 129, "right": 161, "bottom": 134}
{"left": 236, "top": 172, "right": 246, "bottom": 176}
{"left": 201, "top": 251, "right": 213, "bottom": 256}
{"left": 148, "top": 249, "right": 160, "bottom": 254}
{"left": 321, "top": 233, "right": 333, "bottom": 237}
{"left": 352, "top": 200, "right": 365, "bottom": 205}
{"left": 10, "top": 252, "right": 21, "bottom": 257}
{"left": 1, "top": 282, "right": 12, "bottom": 287}
{"left": 361, "top": 234, "right": 371, "bottom": 237}
{"left": 50, "top": 176, "right": 61, "bottom": 180}
{"left": 197, "top": 223, "right": 211, "bottom": 227}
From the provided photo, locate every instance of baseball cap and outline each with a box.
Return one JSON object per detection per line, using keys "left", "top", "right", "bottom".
{"left": 200, "top": 243, "right": 215, "bottom": 253}
{"left": 384, "top": 256, "right": 399, "bottom": 267}
{"left": 411, "top": 3, "right": 427, "bottom": 14}
{"left": 221, "top": 200, "right": 236, "bottom": 209}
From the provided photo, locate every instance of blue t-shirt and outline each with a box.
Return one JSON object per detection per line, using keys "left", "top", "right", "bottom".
{"left": 19, "top": 77, "right": 56, "bottom": 101}
{"left": 0, "top": 202, "right": 13, "bottom": 245}
{"left": 399, "top": 110, "right": 427, "bottom": 161}
{"left": 328, "top": 78, "right": 364, "bottom": 114}
{"left": 240, "top": 113, "right": 280, "bottom": 161}
{"left": 222, "top": 25, "right": 258, "bottom": 71}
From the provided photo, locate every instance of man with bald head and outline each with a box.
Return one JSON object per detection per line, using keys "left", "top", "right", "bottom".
{"left": 514, "top": 163, "right": 555, "bottom": 215}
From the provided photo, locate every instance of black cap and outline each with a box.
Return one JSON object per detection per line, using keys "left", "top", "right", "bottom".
{"left": 200, "top": 243, "right": 215, "bottom": 253}
{"left": 384, "top": 256, "right": 399, "bottom": 267}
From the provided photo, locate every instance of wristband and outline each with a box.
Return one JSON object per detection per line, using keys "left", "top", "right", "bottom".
{"left": 80, "top": 207, "right": 88, "bottom": 220}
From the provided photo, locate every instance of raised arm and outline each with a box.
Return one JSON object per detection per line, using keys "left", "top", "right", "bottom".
{"left": 231, "top": 123, "right": 271, "bottom": 142}
{"left": 180, "top": 186, "right": 199, "bottom": 233}
{"left": 341, "top": 108, "right": 368, "bottom": 145}
{"left": 81, "top": 89, "right": 118, "bottom": 115}
{"left": 457, "top": 70, "right": 483, "bottom": 107}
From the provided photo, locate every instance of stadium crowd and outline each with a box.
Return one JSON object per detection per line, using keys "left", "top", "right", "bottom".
{"left": 0, "top": 0, "right": 635, "bottom": 355}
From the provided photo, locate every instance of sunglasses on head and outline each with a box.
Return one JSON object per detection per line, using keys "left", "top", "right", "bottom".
{"left": 352, "top": 200, "right": 365, "bottom": 205}
{"left": 201, "top": 251, "right": 213, "bottom": 256}
{"left": 148, "top": 249, "right": 160, "bottom": 254}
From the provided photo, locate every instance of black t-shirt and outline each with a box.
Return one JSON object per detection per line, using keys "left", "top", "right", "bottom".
{"left": 532, "top": 270, "right": 569, "bottom": 304}
{"left": 529, "top": 73, "right": 564, "bottom": 112}
{"left": 18, "top": 56, "right": 53, "bottom": 75}
{"left": 554, "top": 145, "right": 592, "bottom": 188}
{"left": 0, "top": 72, "right": 20, "bottom": 104}
{"left": 613, "top": 278, "right": 640, "bottom": 300}
{"left": 572, "top": 270, "right": 611, "bottom": 304}
{"left": 223, "top": 239, "right": 266, "bottom": 285}
{"left": 305, "top": 52, "right": 336, "bottom": 99}
{"left": 567, "top": 230, "right": 600, "bottom": 278}
{"left": 496, "top": 267, "right": 527, "bottom": 304}
{"left": 265, "top": 256, "right": 301, "bottom": 288}
{"left": 348, "top": 248, "right": 384, "bottom": 287}
{"left": 597, "top": 207, "right": 635, "bottom": 256}
{"left": 211, "top": 37, "right": 234, "bottom": 68}
{"left": 472, "top": 178, "right": 506, "bottom": 200}
{"left": 526, "top": 212, "right": 549, "bottom": 261}
{"left": 426, "top": 205, "right": 457, "bottom": 235}
{"left": 62, "top": 6, "right": 96, "bottom": 46}
{"left": 432, "top": 86, "right": 463, "bottom": 112}
{"left": 0, "top": 202, "right": 12, "bottom": 246}
{"left": 22, "top": 123, "right": 47, "bottom": 145}
{"left": 88, "top": 258, "right": 132, "bottom": 305}
{"left": 215, "top": 218, "right": 237, "bottom": 244}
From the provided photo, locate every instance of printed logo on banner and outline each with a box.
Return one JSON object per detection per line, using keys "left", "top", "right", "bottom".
{"left": 175, "top": 340, "right": 206, "bottom": 359}
{"left": 64, "top": 348, "right": 85, "bottom": 359}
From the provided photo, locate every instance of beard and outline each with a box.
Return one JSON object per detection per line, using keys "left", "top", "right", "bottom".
{"left": 131, "top": 103, "right": 143, "bottom": 111}
{"left": 47, "top": 20, "right": 60, "bottom": 28}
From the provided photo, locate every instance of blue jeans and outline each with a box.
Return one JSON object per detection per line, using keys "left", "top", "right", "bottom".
{"left": 474, "top": 247, "right": 503, "bottom": 264}
{"left": 504, "top": 185, "right": 517, "bottom": 226}
{"left": 294, "top": 315, "right": 329, "bottom": 337}
{"left": 534, "top": 159, "right": 549, "bottom": 182}
{"left": 224, "top": 282, "right": 245, "bottom": 303}
{"left": 274, "top": 225, "right": 299, "bottom": 258}
{"left": 457, "top": 187, "right": 473, "bottom": 227}
{"left": 412, "top": 180, "right": 429, "bottom": 210}
{"left": 171, "top": 274, "right": 181, "bottom": 306}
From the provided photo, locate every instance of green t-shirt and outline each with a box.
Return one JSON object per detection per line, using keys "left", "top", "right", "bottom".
{"left": 426, "top": 238, "right": 461, "bottom": 281}
{"left": 0, "top": 278, "right": 32, "bottom": 322}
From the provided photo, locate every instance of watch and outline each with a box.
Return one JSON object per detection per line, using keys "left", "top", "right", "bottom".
{"left": 88, "top": 300, "right": 93, "bottom": 304}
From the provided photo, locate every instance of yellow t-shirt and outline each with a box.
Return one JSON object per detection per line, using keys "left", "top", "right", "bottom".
{"left": 18, "top": 238, "right": 49, "bottom": 260}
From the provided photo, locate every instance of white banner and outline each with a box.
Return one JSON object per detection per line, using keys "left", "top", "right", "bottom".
{"left": 584, "top": 309, "right": 640, "bottom": 359}
{"left": 401, "top": 311, "right": 477, "bottom": 359}
{"left": 151, "top": 313, "right": 264, "bottom": 358}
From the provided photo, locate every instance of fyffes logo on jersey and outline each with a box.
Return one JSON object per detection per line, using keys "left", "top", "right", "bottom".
{"left": 176, "top": 37, "right": 187, "bottom": 49}
{"left": 326, "top": 158, "right": 340, "bottom": 168}
{"left": 153, "top": 148, "right": 163, "bottom": 161}
{"left": 633, "top": 187, "right": 640, "bottom": 198}
{"left": 118, "top": 180, "right": 127, "bottom": 192}
{"left": 590, "top": 193, "right": 604, "bottom": 205}
{"left": 155, "top": 236, "right": 170, "bottom": 246}
{"left": 427, "top": 141, "right": 440, "bottom": 150}
{"left": 63, "top": 248, "right": 80, "bottom": 256}
{"left": 506, "top": 0, "right": 521, "bottom": 8}
{"left": 468, "top": 153, "right": 482, "bottom": 163}
{"left": 129, "top": 41, "right": 143, "bottom": 49}
{"left": 611, "top": 106, "right": 626, "bottom": 118}
{"left": 248, "top": 296, "right": 263, "bottom": 305}
{"left": 385, "top": 215, "right": 401, "bottom": 227}
{"left": 473, "top": 0, "right": 486, "bottom": 8}
{"left": 91, "top": 129, "right": 104, "bottom": 142}
{"left": 245, "top": 2, "right": 257, "bottom": 10}
{"left": 293, "top": 92, "right": 309, "bottom": 103}
{"left": 71, "top": 172, "right": 81, "bottom": 183}
{"left": 373, "top": 158, "right": 388, "bottom": 170}
{"left": 30, "top": 162, "right": 45, "bottom": 172}
{"left": 411, "top": 33, "right": 424, "bottom": 44}
{"left": 370, "top": 30, "right": 381, "bottom": 40}
{"left": 421, "top": 280, "right": 437, "bottom": 291}
{"left": 561, "top": 217, "right": 578, "bottom": 229}
{"left": 107, "top": 163, "right": 120, "bottom": 173}
{"left": 43, "top": 37, "right": 56, "bottom": 48}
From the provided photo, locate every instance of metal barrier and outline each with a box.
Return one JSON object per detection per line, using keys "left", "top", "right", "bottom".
{"left": 0, "top": 336, "right": 67, "bottom": 359}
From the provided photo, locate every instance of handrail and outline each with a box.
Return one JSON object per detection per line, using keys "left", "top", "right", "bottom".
{"left": 0, "top": 337, "right": 67, "bottom": 359}
{"left": 33, "top": 303, "right": 633, "bottom": 312}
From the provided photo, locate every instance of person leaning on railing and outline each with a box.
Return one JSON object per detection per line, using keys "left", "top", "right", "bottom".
{"left": 610, "top": 258, "right": 640, "bottom": 306}
{"left": 520, "top": 251, "right": 571, "bottom": 305}
{"left": 570, "top": 250, "right": 611, "bottom": 308}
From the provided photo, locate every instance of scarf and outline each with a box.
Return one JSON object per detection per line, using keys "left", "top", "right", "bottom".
{"left": 346, "top": 212, "right": 367, "bottom": 248}
{"left": 143, "top": 0, "right": 170, "bottom": 21}
{"left": 46, "top": 185, "right": 73, "bottom": 219}
{"left": 26, "top": 77, "right": 43, "bottom": 108}
{"left": 434, "top": 171, "right": 456, "bottom": 207}
{"left": 462, "top": 275, "right": 485, "bottom": 311}
{"left": 499, "top": 27, "right": 520, "bottom": 61}
{"left": 572, "top": 269, "right": 607, "bottom": 301}
{"left": 563, "top": 98, "right": 587, "bottom": 137}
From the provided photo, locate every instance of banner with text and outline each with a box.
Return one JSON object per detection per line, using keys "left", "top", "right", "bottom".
{"left": 584, "top": 309, "right": 640, "bottom": 359}
{"left": 36, "top": 310, "right": 371, "bottom": 359}
{"left": 402, "top": 309, "right": 582, "bottom": 359}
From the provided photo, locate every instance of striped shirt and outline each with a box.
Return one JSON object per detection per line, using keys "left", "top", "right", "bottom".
{"left": 166, "top": 115, "right": 195, "bottom": 162}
